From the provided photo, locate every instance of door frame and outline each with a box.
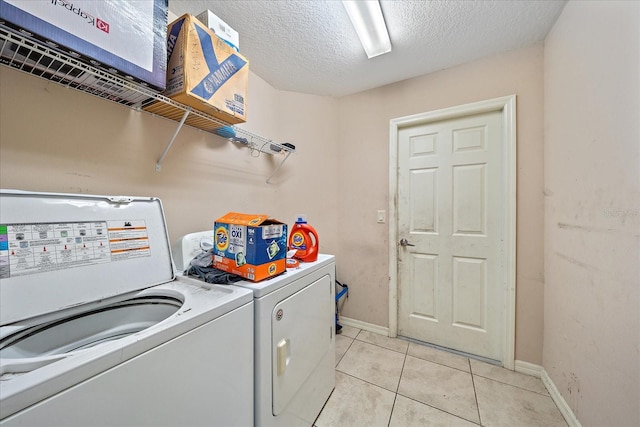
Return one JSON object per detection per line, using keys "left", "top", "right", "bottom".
{"left": 388, "top": 95, "right": 517, "bottom": 369}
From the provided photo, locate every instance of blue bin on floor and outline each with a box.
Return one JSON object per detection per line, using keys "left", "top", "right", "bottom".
{"left": 335, "top": 280, "right": 348, "bottom": 333}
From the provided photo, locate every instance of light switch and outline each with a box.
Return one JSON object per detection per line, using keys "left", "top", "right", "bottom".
{"left": 377, "top": 210, "right": 386, "bottom": 223}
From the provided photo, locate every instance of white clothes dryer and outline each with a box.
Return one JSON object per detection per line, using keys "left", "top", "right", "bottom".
{"left": 0, "top": 191, "right": 254, "bottom": 427}
{"left": 178, "top": 232, "right": 336, "bottom": 427}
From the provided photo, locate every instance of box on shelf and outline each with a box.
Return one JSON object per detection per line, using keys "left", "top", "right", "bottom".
{"left": 0, "top": 0, "right": 168, "bottom": 91}
{"left": 196, "top": 9, "right": 239, "bottom": 51}
{"left": 213, "top": 213, "right": 287, "bottom": 282}
{"left": 144, "top": 14, "right": 248, "bottom": 125}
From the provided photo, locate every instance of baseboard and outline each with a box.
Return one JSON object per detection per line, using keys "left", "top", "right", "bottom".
{"left": 514, "top": 360, "right": 543, "bottom": 378}
{"left": 514, "top": 361, "right": 582, "bottom": 427}
{"left": 541, "top": 368, "right": 583, "bottom": 427}
{"left": 339, "top": 316, "right": 389, "bottom": 336}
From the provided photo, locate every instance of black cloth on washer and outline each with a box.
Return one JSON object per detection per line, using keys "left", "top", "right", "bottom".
{"left": 183, "top": 249, "right": 243, "bottom": 285}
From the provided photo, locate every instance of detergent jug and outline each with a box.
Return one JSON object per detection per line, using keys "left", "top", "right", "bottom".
{"left": 288, "top": 215, "right": 319, "bottom": 262}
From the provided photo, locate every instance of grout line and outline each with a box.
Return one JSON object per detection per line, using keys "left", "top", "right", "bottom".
{"left": 403, "top": 350, "right": 472, "bottom": 375}
{"left": 394, "top": 392, "right": 482, "bottom": 426}
{"left": 405, "top": 353, "right": 472, "bottom": 375}
{"left": 470, "top": 359, "right": 551, "bottom": 396}
{"left": 473, "top": 374, "right": 552, "bottom": 397}
{"left": 353, "top": 334, "right": 410, "bottom": 355}
{"left": 336, "top": 370, "right": 399, "bottom": 395}
{"left": 387, "top": 392, "right": 398, "bottom": 427}
{"left": 387, "top": 351, "right": 409, "bottom": 426}
{"left": 335, "top": 335, "right": 356, "bottom": 366}
{"left": 470, "top": 358, "right": 551, "bottom": 396}
{"left": 470, "top": 358, "right": 483, "bottom": 426}
{"left": 471, "top": 373, "right": 551, "bottom": 396}
{"left": 396, "top": 348, "right": 408, "bottom": 393}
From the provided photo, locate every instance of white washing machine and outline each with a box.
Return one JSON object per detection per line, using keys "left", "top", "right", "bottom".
{"left": 178, "top": 232, "right": 336, "bottom": 427}
{"left": 0, "top": 191, "right": 254, "bottom": 427}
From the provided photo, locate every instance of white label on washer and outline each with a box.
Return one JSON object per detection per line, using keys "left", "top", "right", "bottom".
{"left": 107, "top": 220, "right": 151, "bottom": 260}
{"left": 0, "top": 220, "right": 150, "bottom": 278}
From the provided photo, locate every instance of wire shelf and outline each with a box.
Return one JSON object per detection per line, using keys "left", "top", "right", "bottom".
{"left": 0, "top": 24, "right": 294, "bottom": 181}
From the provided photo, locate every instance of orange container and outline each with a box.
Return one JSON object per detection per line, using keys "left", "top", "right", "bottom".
{"left": 288, "top": 215, "right": 319, "bottom": 262}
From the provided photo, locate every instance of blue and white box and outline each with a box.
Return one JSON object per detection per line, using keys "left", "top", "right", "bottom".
{"left": 196, "top": 9, "right": 239, "bottom": 52}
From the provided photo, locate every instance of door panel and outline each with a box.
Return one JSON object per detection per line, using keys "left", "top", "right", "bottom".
{"left": 271, "top": 274, "right": 332, "bottom": 416}
{"left": 398, "top": 110, "right": 503, "bottom": 361}
{"left": 409, "top": 253, "right": 438, "bottom": 320}
{"left": 411, "top": 168, "right": 438, "bottom": 233}
{"left": 452, "top": 256, "right": 486, "bottom": 329}
{"left": 453, "top": 164, "right": 486, "bottom": 235}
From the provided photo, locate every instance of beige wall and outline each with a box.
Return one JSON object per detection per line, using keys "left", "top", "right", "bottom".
{"left": 3, "top": 3, "right": 639, "bottom": 422}
{"left": 0, "top": 67, "right": 339, "bottom": 251}
{"left": 543, "top": 1, "right": 640, "bottom": 425}
{"left": 273, "top": 90, "right": 341, "bottom": 255}
{"left": 336, "top": 44, "right": 545, "bottom": 364}
{"left": 1, "top": 36, "right": 545, "bottom": 368}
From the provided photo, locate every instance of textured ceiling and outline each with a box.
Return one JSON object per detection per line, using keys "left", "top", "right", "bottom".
{"left": 168, "top": 0, "right": 566, "bottom": 97}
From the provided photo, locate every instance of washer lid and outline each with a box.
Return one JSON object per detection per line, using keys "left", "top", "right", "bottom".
{"left": 0, "top": 190, "right": 175, "bottom": 325}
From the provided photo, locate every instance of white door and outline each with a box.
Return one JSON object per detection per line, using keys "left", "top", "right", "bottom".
{"left": 396, "top": 109, "right": 505, "bottom": 361}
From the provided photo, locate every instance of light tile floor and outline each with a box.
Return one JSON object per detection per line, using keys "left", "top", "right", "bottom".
{"left": 316, "top": 325, "right": 567, "bottom": 427}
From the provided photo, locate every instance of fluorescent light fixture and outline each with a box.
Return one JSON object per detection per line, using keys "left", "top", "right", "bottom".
{"left": 342, "top": 0, "right": 391, "bottom": 58}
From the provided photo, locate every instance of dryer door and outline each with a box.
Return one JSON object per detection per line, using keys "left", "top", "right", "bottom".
{"left": 271, "top": 273, "right": 332, "bottom": 416}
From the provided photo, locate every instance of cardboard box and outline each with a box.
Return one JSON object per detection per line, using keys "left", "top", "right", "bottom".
{"left": 213, "top": 213, "right": 287, "bottom": 282}
{"left": 145, "top": 14, "right": 248, "bottom": 124}
{"left": 0, "top": 0, "right": 168, "bottom": 91}
{"left": 196, "top": 9, "right": 239, "bottom": 51}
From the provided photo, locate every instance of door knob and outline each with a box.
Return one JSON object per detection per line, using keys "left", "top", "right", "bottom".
{"left": 399, "top": 238, "right": 415, "bottom": 247}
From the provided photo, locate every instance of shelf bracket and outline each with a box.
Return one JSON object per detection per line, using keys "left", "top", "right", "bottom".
{"left": 266, "top": 149, "right": 293, "bottom": 184}
{"left": 156, "top": 107, "right": 191, "bottom": 171}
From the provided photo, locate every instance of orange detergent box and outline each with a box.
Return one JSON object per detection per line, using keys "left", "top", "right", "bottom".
{"left": 213, "top": 213, "right": 287, "bottom": 282}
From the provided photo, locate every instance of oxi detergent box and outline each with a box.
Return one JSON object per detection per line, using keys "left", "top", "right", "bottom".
{"left": 144, "top": 13, "right": 248, "bottom": 124}
{"left": 213, "top": 213, "right": 286, "bottom": 282}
